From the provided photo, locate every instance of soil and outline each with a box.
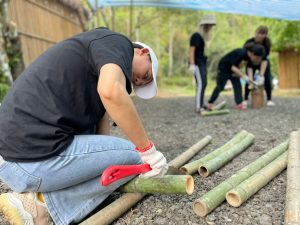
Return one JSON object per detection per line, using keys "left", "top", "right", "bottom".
{"left": 1, "top": 95, "right": 299, "bottom": 225}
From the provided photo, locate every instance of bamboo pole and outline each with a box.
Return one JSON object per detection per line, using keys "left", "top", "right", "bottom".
{"left": 211, "top": 101, "right": 227, "bottom": 111}
{"left": 80, "top": 138, "right": 209, "bottom": 225}
{"left": 226, "top": 151, "right": 287, "bottom": 207}
{"left": 201, "top": 109, "right": 230, "bottom": 116}
{"left": 168, "top": 135, "right": 212, "bottom": 167}
{"left": 199, "top": 133, "right": 255, "bottom": 177}
{"left": 285, "top": 130, "right": 300, "bottom": 225}
{"left": 193, "top": 140, "right": 289, "bottom": 217}
{"left": 180, "top": 130, "right": 249, "bottom": 175}
{"left": 119, "top": 175, "right": 194, "bottom": 195}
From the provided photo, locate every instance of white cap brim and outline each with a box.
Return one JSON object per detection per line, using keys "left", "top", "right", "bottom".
{"left": 132, "top": 41, "right": 158, "bottom": 99}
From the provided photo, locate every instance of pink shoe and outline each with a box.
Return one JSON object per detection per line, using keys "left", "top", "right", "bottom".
{"left": 236, "top": 103, "right": 247, "bottom": 110}
{"left": 207, "top": 103, "right": 214, "bottom": 111}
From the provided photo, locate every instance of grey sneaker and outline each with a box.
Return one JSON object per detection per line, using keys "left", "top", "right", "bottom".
{"left": 0, "top": 192, "right": 53, "bottom": 225}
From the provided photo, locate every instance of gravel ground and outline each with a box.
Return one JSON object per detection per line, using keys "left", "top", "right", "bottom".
{"left": 0, "top": 94, "right": 299, "bottom": 225}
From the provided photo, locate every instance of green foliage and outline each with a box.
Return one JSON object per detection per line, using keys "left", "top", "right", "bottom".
{"left": 266, "top": 20, "right": 300, "bottom": 51}
{"left": 90, "top": 7, "right": 298, "bottom": 88}
{"left": 0, "top": 83, "right": 9, "bottom": 102}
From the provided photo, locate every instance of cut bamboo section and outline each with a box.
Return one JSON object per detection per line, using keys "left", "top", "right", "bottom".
{"left": 201, "top": 109, "right": 230, "bottom": 116}
{"left": 199, "top": 133, "right": 255, "bottom": 177}
{"left": 119, "top": 175, "right": 194, "bottom": 195}
{"left": 285, "top": 130, "right": 300, "bottom": 225}
{"left": 226, "top": 151, "right": 287, "bottom": 207}
{"left": 180, "top": 130, "right": 249, "bottom": 175}
{"left": 79, "top": 138, "right": 209, "bottom": 225}
{"left": 193, "top": 140, "right": 289, "bottom": 217}
{"left": 211, "top": 100, "right": 227, "bottom": 111}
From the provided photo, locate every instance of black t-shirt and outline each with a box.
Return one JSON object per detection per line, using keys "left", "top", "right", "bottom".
{"left": 244, "top": 37, "right": 270, "bottom": 60}
{"left": 218, "top": 48, "right": 251, "bottom": 73}
{"left": 0, "top": 28, "right": 133, "bottom": 162}
{"left": 189, "top": 32, "right": 205, "bottom": 64}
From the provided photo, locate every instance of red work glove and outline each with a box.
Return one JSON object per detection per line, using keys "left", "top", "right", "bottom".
{"left": 136, "top": 141, "right": 168, "bottom": 178}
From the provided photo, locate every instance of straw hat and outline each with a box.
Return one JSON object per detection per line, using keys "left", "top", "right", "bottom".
{"left": 199, "top": 15, "right": 216, "bottom": 26}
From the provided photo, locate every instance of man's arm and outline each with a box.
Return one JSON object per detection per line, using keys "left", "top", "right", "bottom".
{"left": 231, "top": 65, "right": 246, "bottom": 78}
{"left": 259, "top": 60, "right": 268, "bottom": 77}
{"left": 97, "top": 63, "right": 149, "bottom": 149}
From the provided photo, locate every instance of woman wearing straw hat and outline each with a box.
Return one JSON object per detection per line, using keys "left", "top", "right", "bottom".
{"left": 188, "top": 14, "right": 216, "bottom": 113}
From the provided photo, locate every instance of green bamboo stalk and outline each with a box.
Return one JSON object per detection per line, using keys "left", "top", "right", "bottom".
{"left": 201, "top": 109, "right": 230, "bottom": 116}
{"left": 199, "top": 133, "right": 255, "bottom": 177}
{"left": 193, "top": 140, "right": 289, "bottom": 217}
{"left": 168, "top": 135, "right": 212, "bottom": 168}
{"left": 285, "top": 130, "right": 300, "bottom": 225}
{"left": 180, "top": 130, "right": 249, "bottom": 174}
{"left": 226, "top": 151, "right": 288, "bottom": 207}
{"left": 211, "top": 101, "right": 227, "bottom": 111}
{"left": 119, "top": 175, "right": 194, "bottom": 195}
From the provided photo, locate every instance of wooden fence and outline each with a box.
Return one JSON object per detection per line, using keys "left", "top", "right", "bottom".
{"left": 8, "top": 0, "right": 87, "bottom": 67}
{"left": 278, "top": 49, "right": 300, "bottom": 89}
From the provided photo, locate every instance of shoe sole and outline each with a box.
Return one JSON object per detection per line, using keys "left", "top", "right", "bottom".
{"left": 0, "top": 193, "right": 34, "bottom": 225}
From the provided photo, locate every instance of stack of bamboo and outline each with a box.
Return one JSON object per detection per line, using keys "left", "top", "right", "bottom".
{"left": 193, "top": 140, "right": 289, "bottom": 217}
{"left": 180, "top": 130, "right": 254, "bottom": 176}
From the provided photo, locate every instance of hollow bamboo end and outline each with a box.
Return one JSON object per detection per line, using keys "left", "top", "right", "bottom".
{"left": 179, "top": 167, "right": 189, "bottom": 175}
{"left": 226, "top": 191, "right": 242, "bottom": 207}
{"left": 186, "top": 175, "right": 194, "bottom": 195}
{"left": 193, "top": 199, "right": 208, "bottom": 217}
{"left": 198, "top": 166, "right": 209, "bottom": 177}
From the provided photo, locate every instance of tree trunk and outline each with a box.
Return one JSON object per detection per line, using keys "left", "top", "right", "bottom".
{"left": 0, "top": 0, "right": 13, "bottom": 85}
{"left": 167, "top": 19, "right": 175, "bottom": 76}
{"left": 199, "top": 133, "right": 255, "bottom": 177}
{"left": 285, "top": 130, "right": 300, "bottom": 225}
{"left": 180, "top": 130, "right": 249, "bottom": 174}
{"left": 193, "top": 140, "right": 289, "bottom": 217}
{"left": 226, "top": 151, "right": 287, "bottom": 207}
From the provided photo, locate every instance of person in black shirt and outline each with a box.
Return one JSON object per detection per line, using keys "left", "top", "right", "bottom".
{"left": 0, "top": 28, "right": 168, "bottom": 225}
{"left": 207, "top": 43, "right": 265, "bottom": 110}
{"left": 243, "top": 25, "right": 275, "bottom": 106}
{"left": 188, "top": 15, "right": 216, "bottom": 113}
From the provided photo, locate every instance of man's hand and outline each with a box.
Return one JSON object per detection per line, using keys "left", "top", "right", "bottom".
{"left": 241, "top": 75, "right": 249, "bottom": 82}
{"left": 136, "top": 142, "right": 168, "bottom": 178}
{"left": 188, "top": 64, "right": 196, "bottom": 74}
{"left": 256, "top": 76, "right": 265, "bottom": 86}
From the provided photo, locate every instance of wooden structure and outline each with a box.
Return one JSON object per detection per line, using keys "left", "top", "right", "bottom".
{"left": 278, "top": 49, "right": 300, "bottom": 89}
{"left": 251, "top": 87, "right": 265, "bottom": 109}
{"left": 7, "top": 0, "right": 89, "bottom": 67}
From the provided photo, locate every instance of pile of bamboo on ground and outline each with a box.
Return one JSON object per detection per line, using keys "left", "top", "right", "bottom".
{"left": 180, "top": 130, "right": 254, "bottom": 176}
{"left": 192, "top": 137, "right": 291, "bottom": 217}
{"left": 201, "top": 101, "right": 230, "bottom": 116}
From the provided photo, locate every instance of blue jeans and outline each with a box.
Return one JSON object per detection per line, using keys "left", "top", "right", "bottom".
{"left": 0, "top": 135, "right": 142, "bottom": 225}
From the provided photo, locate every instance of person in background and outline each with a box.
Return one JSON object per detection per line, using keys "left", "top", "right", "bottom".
{"left": 243, "top": 25, "right": 275, "bottom": 106}
{"left": 0, "top": 27, "right": 168, "bottom": 225}
{"left": 188, "top": 14, "right": 216, "bottom": 113}
{"left": 207, "top": 43, "right": 266, "bottom": 110}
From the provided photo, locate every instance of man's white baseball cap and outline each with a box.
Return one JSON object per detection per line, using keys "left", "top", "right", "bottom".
{"left": 132, "top": 41, "right": 158, "bottom": 99}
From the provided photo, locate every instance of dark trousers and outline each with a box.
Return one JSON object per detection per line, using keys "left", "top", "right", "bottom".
{"left": 194, "top": 60, "right": 207, "bottom": 108}
{"left": 209, "top": 71, "right": 243, "bottom": 105}
{"left": 245, "top": 61, "right": 273, "bottom": 101}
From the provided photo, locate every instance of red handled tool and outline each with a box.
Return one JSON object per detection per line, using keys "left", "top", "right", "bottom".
{"left": 100, "top": 164, "right": 151, "bottom": 186}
